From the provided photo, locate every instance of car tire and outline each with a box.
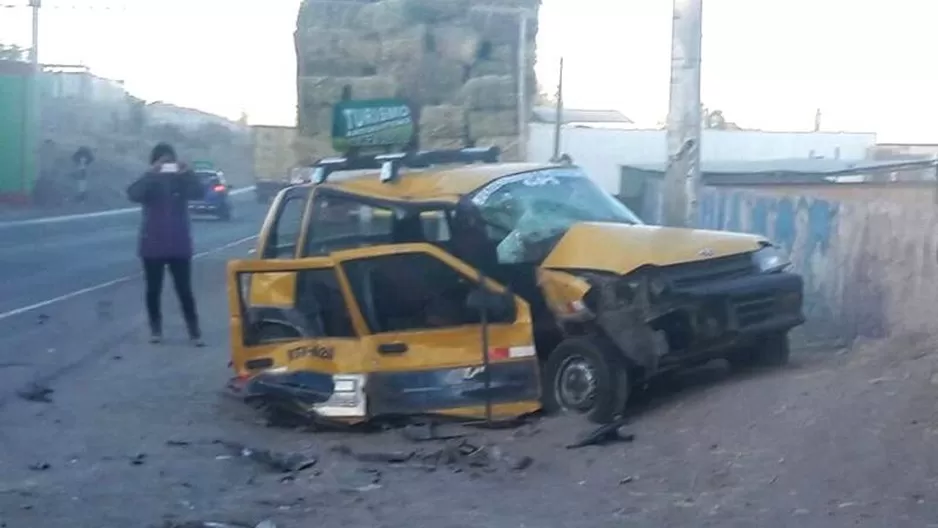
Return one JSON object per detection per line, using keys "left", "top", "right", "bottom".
{"left": 728, "top": 331, "right": 791, "bottom": 368}
{"left": 542, "top": 336, "right": 631, "bottom": 424}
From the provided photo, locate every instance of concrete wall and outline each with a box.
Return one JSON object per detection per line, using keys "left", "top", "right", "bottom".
{"left": 640, "top": 179, "right": 938, "bottom": 345}
{"left": 528, "top": 123, "right": 878, "bottom": 194}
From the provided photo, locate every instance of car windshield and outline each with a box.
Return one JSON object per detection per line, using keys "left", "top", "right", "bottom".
{"left": 470, "top": 167, "right": 643, "bottom": 264}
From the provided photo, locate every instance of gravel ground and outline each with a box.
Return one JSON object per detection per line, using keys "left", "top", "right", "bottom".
{"left": 1, "top": 249, "right": 937, "bottom": 528}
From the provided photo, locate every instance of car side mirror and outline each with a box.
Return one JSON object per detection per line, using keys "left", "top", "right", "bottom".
{"left": 466, "top": 287, "right": 516, "bottom": 321}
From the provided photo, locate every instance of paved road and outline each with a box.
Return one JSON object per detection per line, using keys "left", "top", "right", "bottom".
{"left": 0, "top": 194, "right": 267, "bottom": 318}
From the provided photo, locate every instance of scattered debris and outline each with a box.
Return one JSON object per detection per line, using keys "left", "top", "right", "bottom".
{"left": 166, "top": 440, "right": 192, "bottom": 447}
{"left": 511, "top": 455, "right": 534, "bottom": 471}
{"left": 353, "top": 450, "right": 414, "bottom": 464}
{"left": 131, "top": 453, "right": 147, "bottom": 466}
{"left": 401, "top": 422, "right": 466, "bottom": 442}
{"left": 215, "top": 440, "right": 317, "bottom": 474}
{"left": 159, "top": 521, "right": 275, "bottom": 528}
{"left": 27, "top": 462, "right": 51, "bottom": 471}
{"left": 16, "top": 382, "right": 53, "bottom": 403}
{"left": 566, "top": 418, "right": 635, "bottom": 449}
{"left": 36, "top": 313, "right": 50, "bottom": 325}
{"left": 619, "top": 476, "right": 635, "bottom": 485}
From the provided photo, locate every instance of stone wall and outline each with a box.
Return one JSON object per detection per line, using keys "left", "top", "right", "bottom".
{"left": 295, "top": 0, "right": 539, "bottom": 160}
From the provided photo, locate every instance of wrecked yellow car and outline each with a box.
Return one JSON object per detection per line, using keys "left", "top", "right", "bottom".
{"left": 227, "top": 146, "right": 804, "bottom": 426}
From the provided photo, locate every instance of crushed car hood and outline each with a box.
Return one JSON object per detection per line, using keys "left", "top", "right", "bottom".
{"left": 541, "top": 222, "right": 766, "bottom": 275}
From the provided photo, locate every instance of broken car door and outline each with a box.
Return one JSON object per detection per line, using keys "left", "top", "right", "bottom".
{"left": 335, "top": 243, "right": 542, "bottom": 421}
{"left": 228, "top": 255, "right": 367, "bottom": 421}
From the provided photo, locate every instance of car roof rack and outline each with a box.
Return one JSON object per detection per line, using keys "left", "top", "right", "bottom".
{"left": 311, "top": 146, "right": 501, "bottom": 185}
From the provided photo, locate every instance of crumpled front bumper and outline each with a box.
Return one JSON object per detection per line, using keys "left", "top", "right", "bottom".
{"left": 228, "top": 371, "right": 367, "bottom": 426}
{"left": 653, "top": 271, "right": 805, "bottom": 366}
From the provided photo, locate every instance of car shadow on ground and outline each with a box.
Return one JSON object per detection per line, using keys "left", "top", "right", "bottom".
{"left": 625, "top": 350, "right": 835, "bottom": 422}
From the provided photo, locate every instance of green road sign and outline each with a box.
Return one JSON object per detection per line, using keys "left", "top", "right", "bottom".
{"left": 332, "top": 99, "right": 415, "bottom": 153}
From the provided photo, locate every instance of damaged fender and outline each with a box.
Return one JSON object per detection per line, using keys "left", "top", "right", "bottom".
{"left": 538, "top": 269, "right": 670, "bottom": 376}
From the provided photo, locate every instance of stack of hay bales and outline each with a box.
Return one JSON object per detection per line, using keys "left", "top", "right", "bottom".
{"left": 294, "top": 0, "right": 539, "bottom": 161}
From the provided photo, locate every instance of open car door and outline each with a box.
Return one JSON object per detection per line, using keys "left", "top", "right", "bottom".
{"left": 226, "top": 243, "right": 541, "bottom": 425}
{"left": 228, "top": 256, "right": 367, "bottom": 422}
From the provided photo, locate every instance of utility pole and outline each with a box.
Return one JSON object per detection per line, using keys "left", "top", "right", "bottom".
{"left": 517, "top": 9, "right": 529, "bottom": 161}
{"left": 663, "top": 0, "right": 703, "bottom": 228}
{"left": 551, "top": 57, "right": 564, "bottom": 161}
{"left": 23, "top": 0, "right": 41, "bottom": 198}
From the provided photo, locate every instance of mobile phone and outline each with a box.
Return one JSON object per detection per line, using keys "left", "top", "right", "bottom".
{"left": 159, "top": 163, "right": 179, "bottom": 173}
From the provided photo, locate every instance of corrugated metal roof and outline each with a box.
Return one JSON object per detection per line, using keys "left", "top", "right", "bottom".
{"left": 623, "top": 158, "right": 935, "bottom": 175}
{"left": 531, "top": 106, "right": 633, "bottom": 124}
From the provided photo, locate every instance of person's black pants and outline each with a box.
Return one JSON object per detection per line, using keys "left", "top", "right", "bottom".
{"left": 142, "top": 257, "right": 200, "bottom": 338}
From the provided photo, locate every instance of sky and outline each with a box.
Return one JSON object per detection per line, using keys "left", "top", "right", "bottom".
{"left": 1, "top": 0, "right": 936, "bottom": 142}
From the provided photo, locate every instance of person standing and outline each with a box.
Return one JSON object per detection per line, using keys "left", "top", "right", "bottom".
{"left": 127, "top": 143, "right": 205, "bottom": 346}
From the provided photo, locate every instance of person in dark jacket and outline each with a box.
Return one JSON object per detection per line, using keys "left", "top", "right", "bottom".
{"left": 127, "top": 143, "right": 205, "bottom": 346}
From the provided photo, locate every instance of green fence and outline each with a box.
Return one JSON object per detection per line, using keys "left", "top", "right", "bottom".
{"left": 0, "top": 60, "right": 35, "bottom": 200}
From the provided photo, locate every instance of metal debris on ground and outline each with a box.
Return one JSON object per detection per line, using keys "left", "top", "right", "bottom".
{"left": 566, "top": 417, "right": 635, "bottom": 449}
{"left": 159, "top": 521, "right": 277, "bottom": 528}
{"left": 400, "top": 422, "right": 467, "bottom": 442}
{"left": 333, "top": 439, "right": 533, "bottom": 474}
{"left": 27, "top": 462, "right": 51, "bottom": 471}
{"left": 215, "top": 440, "right": 317, "bottom": 474}
{"left": 16, "top": 382, "right": 53, "bottom": 403}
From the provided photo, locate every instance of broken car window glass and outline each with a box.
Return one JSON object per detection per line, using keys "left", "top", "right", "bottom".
{"left": 470, "top": 168, "right": 643, "bottom": 264}
{"left": 241, "top": 268, "right": 355, "bottom": 344}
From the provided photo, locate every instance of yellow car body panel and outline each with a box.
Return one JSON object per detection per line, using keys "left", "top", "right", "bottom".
{"left": 226, "top": 243, "right": 541, "bottom": 424}
{"left": 537, "top": 269, "right": 593, "bottom": 319}
{"left": 541, "top": 222, "right": 766, "bottom": 275}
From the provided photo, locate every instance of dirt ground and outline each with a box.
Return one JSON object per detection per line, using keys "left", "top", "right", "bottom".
{"left": 1, "top": 248, "right": 937, "bottom": 527}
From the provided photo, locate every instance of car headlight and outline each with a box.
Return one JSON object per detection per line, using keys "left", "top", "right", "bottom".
{"left": 752, "top": 244, "right": 791, "bottom": 273}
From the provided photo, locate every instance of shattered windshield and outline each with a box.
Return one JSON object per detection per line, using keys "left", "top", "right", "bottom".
{"left": 470, "top": 167, "right": 643, "bottom": 264}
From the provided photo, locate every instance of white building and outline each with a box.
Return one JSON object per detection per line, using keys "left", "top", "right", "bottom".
{"left": 527, "top": 123, "right": 878, "bottom": 194}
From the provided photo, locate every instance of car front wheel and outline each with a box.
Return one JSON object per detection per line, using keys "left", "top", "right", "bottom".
{"left": 542, "top": 336, "right": 631, "bottom": 424}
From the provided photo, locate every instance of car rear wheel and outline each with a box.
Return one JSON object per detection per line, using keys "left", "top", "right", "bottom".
{"left": 542, "top": 336, "right": 630, "bottom": 424}
{"left": 728, "top": 331, "right": 791, "bottom": 368}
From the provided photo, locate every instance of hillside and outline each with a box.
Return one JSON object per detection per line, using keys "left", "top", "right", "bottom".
{"left": 30, "top": 96, "right": 252, "bottom": 210}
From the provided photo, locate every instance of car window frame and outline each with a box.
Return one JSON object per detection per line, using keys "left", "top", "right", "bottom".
{"left": 261, "top": 186, "right": 312, "bottom": 259}
{"left": 300, "top": 186, "right": 456, "bottom": 258}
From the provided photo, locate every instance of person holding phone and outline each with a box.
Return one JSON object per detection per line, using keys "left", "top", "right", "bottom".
{"left": 127, "top": 143, "right": 205, "bottom": 346}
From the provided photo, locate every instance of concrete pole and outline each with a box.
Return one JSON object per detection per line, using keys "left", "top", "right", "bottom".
{"left": 25, "top": 0, "right": 41, "bottom": 198}
{"left": 663, "top": 0, "right": 703, "bottom": 228}
{"left": 517, "top": 10, "right": 529, "bottom": 161}
{"left": 551, "top": 57, "right": 564, "bottom": 161}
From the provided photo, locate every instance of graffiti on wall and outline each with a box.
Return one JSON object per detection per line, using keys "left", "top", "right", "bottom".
{"left": 641, "top": 179, "right": 886, "bottom": 342}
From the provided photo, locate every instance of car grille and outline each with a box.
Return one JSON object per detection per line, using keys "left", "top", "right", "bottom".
{"left": 732, "top": 292, "right": 775, "bottom": 326}
{"left": 660, "top": 253, "right": 756, "bottom": 290}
